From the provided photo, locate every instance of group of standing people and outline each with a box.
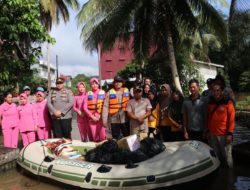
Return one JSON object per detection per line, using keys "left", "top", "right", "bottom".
{"left": 0, "top": 85, "right": 51, "bottom": 147}
{"left": 0, "top": 74, "right": 235, "bottom": 168}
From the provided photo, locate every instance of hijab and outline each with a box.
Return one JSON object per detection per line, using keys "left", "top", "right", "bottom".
{"left": 159, "top": 84, "right": 172, "bottom": 120}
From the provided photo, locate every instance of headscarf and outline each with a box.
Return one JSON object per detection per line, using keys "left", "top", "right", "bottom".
{"left": 90, "top": 77, "right": 99, "bottom": 85}
{"left": 19, "top": 93, "right": 28, "bottom": 99}
{"left": 76, "top": 81, "right": 86, "bottom": 89}
{"left": 159, "top": 84, "right": 172, "bottom": 120}
{"left": 148, "top": 90, "right": 158, "bottom": 110}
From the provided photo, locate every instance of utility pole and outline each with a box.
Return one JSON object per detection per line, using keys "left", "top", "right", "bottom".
{"left": 47, "top": 43, "right": 51, "bottom": 91}
{"left": 56, "top": 54, "right": 59, "bottom": 78}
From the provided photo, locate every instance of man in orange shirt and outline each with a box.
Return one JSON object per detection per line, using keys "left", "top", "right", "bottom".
{"left": 207, "top": 82, "right": 235, "bottom": 168}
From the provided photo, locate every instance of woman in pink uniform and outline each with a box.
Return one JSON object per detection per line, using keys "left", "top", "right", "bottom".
{"left": 0, "top": 92, "right": 19, "bottom": 148}
{"left": 83, "top": 78, "right": 106, "bottom": 142}
{"left": 73, "top": 81, "right": 89, "bottom": 141}
{"left": 17, "top": 93, "right": 37, "bottom": 147}
{"left": 34, "top": 91, "right": 51, "bottom": 140}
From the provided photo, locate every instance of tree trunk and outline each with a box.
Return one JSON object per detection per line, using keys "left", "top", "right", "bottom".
{"left": 166, "top": 28, "right": 183, "bottom": 94}
{"left": 139, "top": 59, "right": 145, "bottom": 80}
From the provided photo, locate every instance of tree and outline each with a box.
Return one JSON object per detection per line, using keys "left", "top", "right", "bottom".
{"left": 77, "top": 0, "right": 227, "bottom": 94}
{"left": 39, "top": 0, "right": 79, "bottom": 90}
{"left": 0, "top": 0, "right": 51, "bottom": 89}
{"left": 225, "top": 12, "right": 250, "bottom": 91}
{"left": 39, "top": 0, "right": 80, "bottom": 31}
{"left": 71, "top": 74, "right": 91, "bottom": 94}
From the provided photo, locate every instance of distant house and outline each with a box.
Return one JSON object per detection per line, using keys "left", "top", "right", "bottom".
{"left": 31, "top": 60, "right": 56, "bottom": 83}
{"left": 192, "top": 60, "right": 224, "bottom": 82}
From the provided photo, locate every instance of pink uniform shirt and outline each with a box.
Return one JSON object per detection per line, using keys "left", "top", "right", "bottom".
{"left": 0, "top": 102, "right": 19, "bottom": 129}
{"left": 34, "top": 100, "right": 51, "bottom": 128}
{"left": 17, "top": 103, "right": 37, "bottom": 132}
{"left": 73, "top": 93, "right": 86, "bottom": 121}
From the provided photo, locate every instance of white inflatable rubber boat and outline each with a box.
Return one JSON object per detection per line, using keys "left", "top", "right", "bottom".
{"left": 17, "top": 139, "right": 220, "bottom": 189}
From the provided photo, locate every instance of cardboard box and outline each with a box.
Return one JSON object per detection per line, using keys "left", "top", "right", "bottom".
{"left": 117, "top": 134, "right": 140, "bottom": 151}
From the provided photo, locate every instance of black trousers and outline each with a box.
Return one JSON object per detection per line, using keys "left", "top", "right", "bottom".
{"left": 159, "top": 126, "right": 171, "bottom": 142}
{"left": 52, "top": 118, "right": 72, "bottom": 139}
{"left": 111, "top": 123, "right": 130, "bottom": 140}
{"left": 188, "top": 130, "right": 205, "bottom": 142}
{"left": 148, "top": 127, "right": 161, "bottom": 140}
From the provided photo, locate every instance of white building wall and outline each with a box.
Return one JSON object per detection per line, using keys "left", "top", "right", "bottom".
{"left": 32, "top": 60, "right": 56, "bottom": 80}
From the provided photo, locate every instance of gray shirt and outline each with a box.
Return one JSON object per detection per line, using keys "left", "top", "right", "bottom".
{"left": 47, "top": 88, "right": 74, "bottom": 119}
{"left": 181, "top": 96, "right": 207, "bottom": 132}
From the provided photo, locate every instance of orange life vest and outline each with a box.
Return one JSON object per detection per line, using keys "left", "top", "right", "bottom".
{"left": 108, "top": 88, "right": 130, "bottom": 115}
{"left": 87, "top": 90, "right": 105, "bottom": 114}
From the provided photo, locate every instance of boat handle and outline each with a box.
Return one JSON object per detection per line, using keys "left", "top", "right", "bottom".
{"left": 47, "top": 165, "right": 53, "bottom": 174}
{"left": 85, "top": 172, "right": 92, "bottom": 183}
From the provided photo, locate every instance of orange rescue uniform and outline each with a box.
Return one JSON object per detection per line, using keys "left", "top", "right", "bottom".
{"left": 87, "top": 90, "right": 105, "bottom": 114}
{"left": 108, "top": 88, "right": 129, "bottom": 115}
{"left": 207, "top": 100, "right": 235, "bottom": 136}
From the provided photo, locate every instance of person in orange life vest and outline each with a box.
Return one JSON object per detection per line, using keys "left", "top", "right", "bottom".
{"left": 102, "top": 76, "right": 130, "bottom": 140}
{"left": 17, "top": 93, "right": 38, "bottom": 147}
{"left": 0, "top": 91, "right": 19, "bottom": 148}
{"left": 83, "top": 78, "right": 106, "bottom": 142}
{"left": 206, "top": 82, "right": 235, "bottom": 168}
{"left": 73, "top": 81, "right": 89, "bottom": 141}
{"left": 34, "top": 91, "right": 51, "bottom": 140}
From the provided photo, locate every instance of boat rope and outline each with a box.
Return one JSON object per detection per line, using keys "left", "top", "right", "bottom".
{"left": 21, "top": 141, "right": 35, "bottom": 162}
{"left": 36, "top": 140, "right": 55, "bottom": 181}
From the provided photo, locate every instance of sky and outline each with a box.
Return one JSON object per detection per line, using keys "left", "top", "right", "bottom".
{"left": 42, "top": 1, "right": 98, "bottom": 78}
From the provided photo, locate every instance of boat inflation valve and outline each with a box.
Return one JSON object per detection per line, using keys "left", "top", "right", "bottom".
{"left": 146, "top": 175, "right": 156, "bottom": 183}
{"left": 44, "top": 156, "right": 55, "bottom": 162}
{"left": 47, "top": 165, "right": 53, "bottom": 174}
{"left": 85, "top": 172, "right": 92, "bottom": 183}
{"left": 97, "top": 165, "right": 112, "bottom": 173}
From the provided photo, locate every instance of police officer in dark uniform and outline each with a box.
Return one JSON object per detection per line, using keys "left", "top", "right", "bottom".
{"left": 47, "top": 77, "right": 74, "bottom": 138}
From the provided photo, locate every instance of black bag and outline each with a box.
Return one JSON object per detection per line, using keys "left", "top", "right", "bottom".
{"left": 140, "top": 138, "right": 166, "bottom": 158}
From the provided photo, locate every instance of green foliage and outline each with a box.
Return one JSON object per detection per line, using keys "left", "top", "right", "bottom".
{"left": 118, "top": 49, "right": 205, "bottom": 96}
{"left": 78, "top": 0, "right": 227, "bottom": 93}
{"left": 239, "top": 71, "right": 250, "bottom": 91}
{"left": 0, "top": 0, "right": 52, "bottom": 88}
{"left": 39, "top": 0, "right": 79, "bottom": 31}
{"left": 223, "top": 13, "right": 250, "bottom": 92}
{"left": 177, "top": 50, "right": 205, "bottom": 96}
{"left": 71, "top": 74, "right": 91, "bottom": 94}
{"left": 118, "top": 60, "right": 141, "bottom": 79}
{"left": 19, "top": 69, "right": 47, "bottom": 93}
{"left": 236, "top": 96, "right": 250, "bottom": 110}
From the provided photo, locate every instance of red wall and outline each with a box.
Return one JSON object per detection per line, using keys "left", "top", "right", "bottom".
{"left": 99, "top": 38, "right": 134, "bottom": 80}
